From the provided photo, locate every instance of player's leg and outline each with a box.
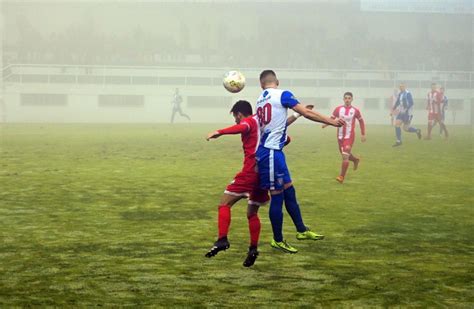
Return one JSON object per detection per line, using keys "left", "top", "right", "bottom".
{"left": 439, "top": 112, "right": 445, "bottom": 135}
{"left": 348, "top": 141, "right": 360, "bottom": 171}
{"left": 257, "top": 148, "right": 297, "bottom": 254}
{"left": 337, "top": 142, "right": 351, "bottom": 183}
{"left": 205, "top": 193, "right": 242, "bottom": 258}
{"left": 426, "top": 114, "right": 434, "bottom": 139}
{"left": 178, "top": 108, "right": 191, "bottom": 121}
{"left": 282, "top": 182, "right": 305, "bottom": 232}
{"left": 206, "top": 171, "right": 251, "bottom": 258}
{"left": 393, "top": 118, "right": 403, "bottom": 147}
{"left": 243, "top": 200, "right": 262, "bottom": 267}
{"left": 282, "top": 181, "right": 325, "bottom": 241}
{"left": 170, "top": 109, "right": 176, "bottom": 124}
{"left": 403, "top": 115, "right": 422, "bottom": 139}
{"left": 439, "top": 115, "right": 448, "bottom": 138}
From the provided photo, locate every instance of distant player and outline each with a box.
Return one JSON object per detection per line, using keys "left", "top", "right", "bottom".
{"left": 390, "top": 83, "right": 422, "bottom": 147}
{"left": 425, "top": 83, "right": 446, "bottom": 140}
{"left": 437, "top": 87, "right": 449, "bottom": 138}
{"left": 255, "top": 70, "right": 344, "bottom": 254}
{"left": 390, "top": 88, "right": 400, "bottom": 126}
{"left": 323, "top": 92, "right": 366, "bottom": 184}
{"left": 170, "top": 88, "right": 191, "bottom": 123}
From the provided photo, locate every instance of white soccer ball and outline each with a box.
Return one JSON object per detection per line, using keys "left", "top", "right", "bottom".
{"left": 223, "top": 70, "right": 245, "bottom": 93}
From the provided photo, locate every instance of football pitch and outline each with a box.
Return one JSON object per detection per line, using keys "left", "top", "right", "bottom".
{"left": 0, "top": 123, "right": 472, "bottom": 307}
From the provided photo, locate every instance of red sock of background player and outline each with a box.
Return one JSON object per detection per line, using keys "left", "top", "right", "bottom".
{"left": 218, "top": 205, "right": 231, "bottom": 239}
{"left": 340, "top": 160, "right": 349, "bottom": 177}
{"left": 247, "top": 213, "right": 260, "bottom": 248}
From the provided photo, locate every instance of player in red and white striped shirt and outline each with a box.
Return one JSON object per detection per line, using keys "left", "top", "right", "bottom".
{"left": 426, "top": 83, "right": 446, "bottom": 140}
{"left": 324, "top": 92, "right": 366, "bottom": 183}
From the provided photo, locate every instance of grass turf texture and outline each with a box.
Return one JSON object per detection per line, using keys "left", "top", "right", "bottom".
{"left": 0, "top": 124, "right": 473, "bottom": 307}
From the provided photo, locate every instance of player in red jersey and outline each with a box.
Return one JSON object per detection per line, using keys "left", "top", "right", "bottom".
{"left": 425, "top": 83, "right": 445, "bottom": 140}
{"left": 323, "top": 92, "right": 366, "bottom": 184}
{"left": 204, "top": 100, "right": 305, "bottom": 267}
{"left": 204, "top": 100, "right": 266, "bottom": 267}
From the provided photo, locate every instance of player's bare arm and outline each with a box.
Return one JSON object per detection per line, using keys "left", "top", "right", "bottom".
{"left": 322, "top": 116, "right": 337, "bottom": 129}
{"left": 206, "top": 131, "right": 221, "bottom": 141}
{"left": 206, "top": 122, "right": 249, "bottom": 141}
{"left": 286, "top": 104, "right": 314, "bottom": 126}
{"left": 358, "top": 115, "right": 366, "bottom": 142}
{"left": 293, "top": 103, "right": 344, "bottom": 127}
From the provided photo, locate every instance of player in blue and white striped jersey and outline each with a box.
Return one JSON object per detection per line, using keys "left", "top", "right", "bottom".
{"left": 255, "top": 70, "right": 344, "bottom": 253}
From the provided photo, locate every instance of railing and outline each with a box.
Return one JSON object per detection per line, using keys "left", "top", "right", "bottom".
{"left": 2, "top": 63, "right": 473, "bottom": 90}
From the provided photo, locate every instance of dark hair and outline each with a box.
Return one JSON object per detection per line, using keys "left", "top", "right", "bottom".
{"left": 431, "top": 82, "right": 437, "bottom": 86}
{"left": 230, "top": 100, "right": 253, "bottom": 116}
{"left": 259, "top": 70, "right": 276, "bottom": 81}
{"left": 343, "top": 92, "right": 353, "bottom": 98}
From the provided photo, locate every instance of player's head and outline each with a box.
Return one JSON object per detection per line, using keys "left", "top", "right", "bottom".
{"left": 399, "top": 83, "right": 406, "bottom": 92}
{"left": 259, "top": 70, "right": 279, "bottom": 89}
{"left": 440, "top": 86, "right": 445, "bottom": 93}
{"left": 343, "top": 92, "right": 353, "bottom": 105}
{"left": 431, "top": 83, "right": 437, "bottom": 91}
{"left": 230, "top": 100, "right": 253, "bottom": 124}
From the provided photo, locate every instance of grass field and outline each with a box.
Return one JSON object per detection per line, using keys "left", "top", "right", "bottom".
{"left": 0, "top": 123, "right": 473, "bottom": 307}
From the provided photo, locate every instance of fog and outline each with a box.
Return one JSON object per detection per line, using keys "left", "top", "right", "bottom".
{"left": 1, "top": 0, "right": 472, "bottom": 124}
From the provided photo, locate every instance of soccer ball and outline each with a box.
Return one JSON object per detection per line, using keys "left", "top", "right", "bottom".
{"left": 223, "top": 71, "right": 245, "bottom": 93}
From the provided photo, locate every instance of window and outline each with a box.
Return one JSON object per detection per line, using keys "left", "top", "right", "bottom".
{"left": 105, "top": 76, "right": 131, "bottom": 85}
{"left": 159, "top": 77, "right": 185, "bottom": 85}
{"left": 186, "top": 77, "right": 213, "bottom": 86}
{"left": 187, "top": 96, "right": 232, "bottom": 108}
{"left": 21, "top": 94, "right": 68, "bottom": 106}
{"left": 132, "top": 76, "right": 158, "bottom": 85}
{"left": 319, "top": 79, "right": 343, "bottom": 87}
{"left": 98, "top": 95, "right": 144, "bottom": 107}
{"left": 291, "top": 79, "right": 318, "bottom": 87}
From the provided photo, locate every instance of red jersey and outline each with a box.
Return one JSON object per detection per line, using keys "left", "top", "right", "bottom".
{"left": 332, "top": 105, "right": 365, "bottom": 140}
{"left": 217, "top": 115, "right": 259, "bottom": 173}
{"left": 427, "top": 90, "right": 442, "bottom": 114}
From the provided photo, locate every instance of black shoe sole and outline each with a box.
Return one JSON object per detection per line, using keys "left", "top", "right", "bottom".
{"left": 205, "top": 245, "right": 230, "bottom": 258}
{"left": 243, "top": 252, "right": 259, "bottom": 267}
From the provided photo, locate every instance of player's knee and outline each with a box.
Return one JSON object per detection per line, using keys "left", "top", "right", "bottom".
{"left": 246, "top": 206, "right": 259, "bottom": 218}
{"left": 342, "top": 153, "right": 350, "bottom": 160}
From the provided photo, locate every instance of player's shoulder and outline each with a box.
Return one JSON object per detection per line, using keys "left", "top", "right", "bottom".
{"left": 243, "top": 115, "right": 258, "bottom": 128}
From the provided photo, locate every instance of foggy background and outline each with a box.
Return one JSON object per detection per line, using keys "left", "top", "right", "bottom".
{"left": 1, "top": 0, "right": 472, "bottom": 124}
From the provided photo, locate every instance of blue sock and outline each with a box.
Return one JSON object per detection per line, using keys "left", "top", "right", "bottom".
{"left": 269, "top": 192, "right": 284, "bottom": 242}
{"left": 408, "top": 127, "right": 417, "bottom": 133}
{"left": 395, "top": 127, "right": 402, "bottom": 141}
{"left": 284, "top": 186, "right": 306, "bottom": 233}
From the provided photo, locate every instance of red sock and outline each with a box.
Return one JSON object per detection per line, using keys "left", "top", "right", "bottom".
{"left": 349, "top": 154, "right": 358, "bottom": 162}
{"left": 218, "top": 204, "right": 231, "bottom": 239}
{"left": 340, "top": 161, "right": 349, "bottom": 177}
{"left": 247, "top": 213, "right": 261, "bottom": 247}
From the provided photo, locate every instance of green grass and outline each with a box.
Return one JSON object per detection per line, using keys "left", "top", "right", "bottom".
{"left": 0, "top": 123, "right": 473, "bottom": 307}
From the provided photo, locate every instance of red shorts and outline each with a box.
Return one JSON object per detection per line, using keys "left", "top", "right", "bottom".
{"left": 225, "top": 171, "right": 270, "bottom": 205}
{"left": 338, "top": 138, "right": 354, "bottom": 154}
{"left": 428, "top": 113, "right": 441, "bottom": 121}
